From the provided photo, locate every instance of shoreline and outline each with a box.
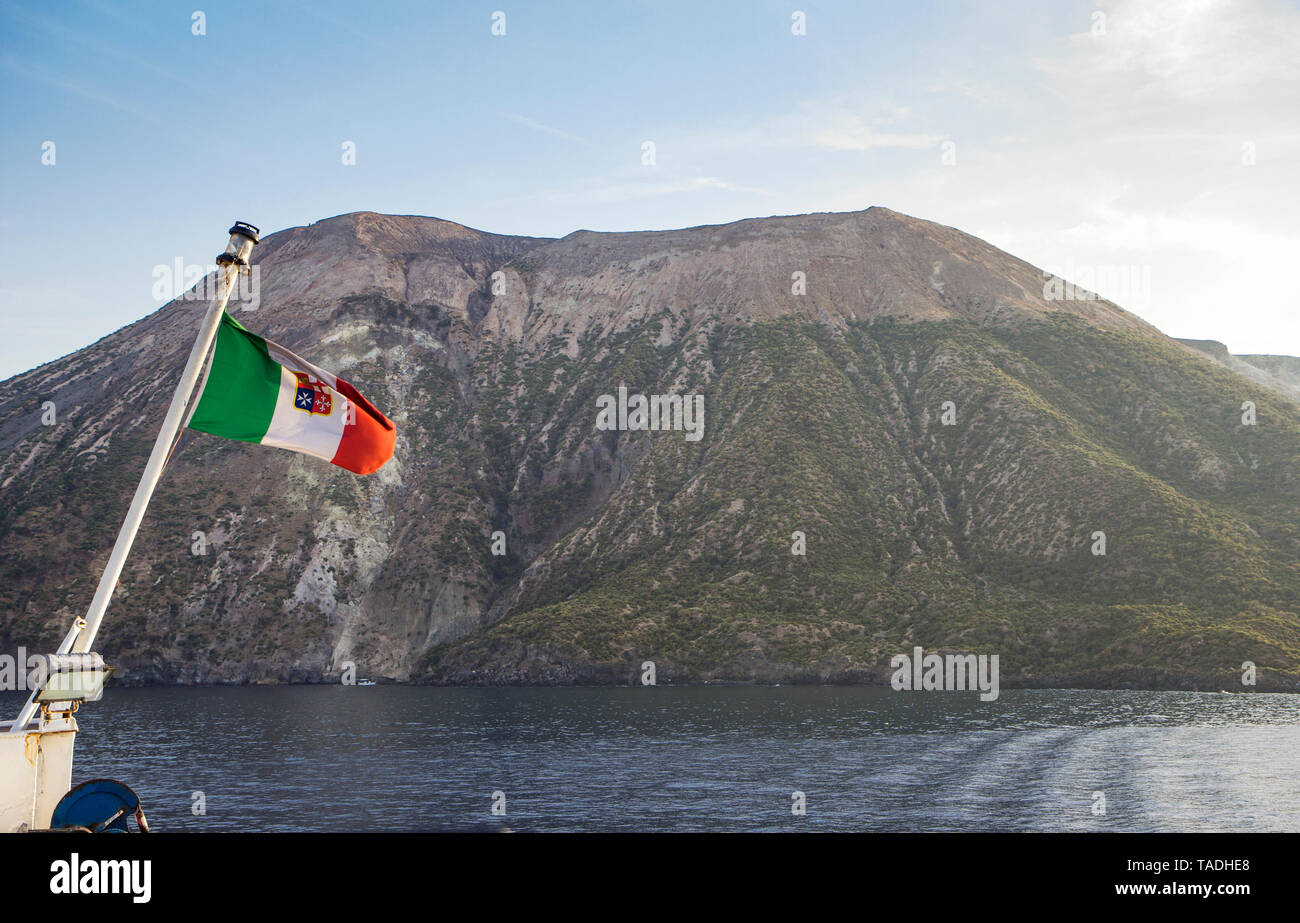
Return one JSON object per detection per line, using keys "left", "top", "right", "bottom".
{"left": 92, "top": 677, "right": 1300, "bottom": 694}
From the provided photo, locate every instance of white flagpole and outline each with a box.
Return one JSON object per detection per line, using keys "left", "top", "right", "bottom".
{"left": 9, "top": 222, "right": 260, "bottom": 731}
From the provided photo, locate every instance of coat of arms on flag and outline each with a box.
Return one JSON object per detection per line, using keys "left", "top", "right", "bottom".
{"left": 293, "top": 372, "right": 333, "bottom": 416}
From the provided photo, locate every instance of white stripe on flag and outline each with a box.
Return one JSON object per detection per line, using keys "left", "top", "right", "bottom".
{"left": 262, "top": 365, "right": 349, "bottom": 461}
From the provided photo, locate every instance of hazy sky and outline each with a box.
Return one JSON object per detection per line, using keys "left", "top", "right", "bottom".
{"left": 2, "top": 0, "right": 1297, "bottom": 379}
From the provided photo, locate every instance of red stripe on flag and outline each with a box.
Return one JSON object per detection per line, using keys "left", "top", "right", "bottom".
{"left": 330, "top": 376, "right": 396, "bottom": 475}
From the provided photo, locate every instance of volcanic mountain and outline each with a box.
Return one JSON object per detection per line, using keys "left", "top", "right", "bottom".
{"left": 1, "top": 208, "right": 1297, "bottom": 689}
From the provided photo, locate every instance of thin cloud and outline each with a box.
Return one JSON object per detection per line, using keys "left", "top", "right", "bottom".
{"left": 505, "top": 114, "right": 589, "bottom": 145}
{"left": 586, "top": 175, "right": 773, "bottom": 203}
{"left": 1, "top": 1, "right": 204, "bottom": 93}
{"left": 674, "top": 98, "right": 947, "bottom": 155}
{"left": 1, "top": 53, "right": 164, "bottom": 123}
{"left": 810, "top": 122, "right": 945, "bottom": 152}
{"left": 491, "top": 173, "right": 774, "bottom": 208}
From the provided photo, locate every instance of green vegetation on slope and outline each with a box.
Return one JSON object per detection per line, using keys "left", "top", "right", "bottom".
{"left": 425, "top": 314, "right": 1300, "bottom": 689}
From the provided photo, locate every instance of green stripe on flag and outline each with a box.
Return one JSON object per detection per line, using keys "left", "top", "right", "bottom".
{"left": 188, "top": 312, "right": 282, "bottom": 443}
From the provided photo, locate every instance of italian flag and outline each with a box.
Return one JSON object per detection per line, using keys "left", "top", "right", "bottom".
{"left": 188, "top": 312, "right": 396, "bottom": 475}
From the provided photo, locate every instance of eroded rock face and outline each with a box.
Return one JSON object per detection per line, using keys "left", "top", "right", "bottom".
{"left": 0, "top": 212, "right": 549, "bottom": 683}
{"left": 1, "top": 208, "right": 1296, "bottom": 689}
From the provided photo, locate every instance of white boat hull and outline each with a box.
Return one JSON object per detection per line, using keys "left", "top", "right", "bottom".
{"left": 0, "top": 715, "right": 77, "bottom": 832}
